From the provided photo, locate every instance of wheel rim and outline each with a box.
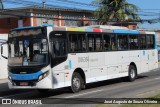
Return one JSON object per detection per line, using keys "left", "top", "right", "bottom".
{"left": 130, "top": 69, "right": 136, "bottom": 79}
{"left": 73, "top": 77, "right": 80, "bottom": 89}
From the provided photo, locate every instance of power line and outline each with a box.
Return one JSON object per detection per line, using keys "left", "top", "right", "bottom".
{"left": 4, "top": 0, "right": 160, "bottom": 12}
{"left": 2, "top": 0, "right": 160, "bottom": 24}
{"left": 1, "top": 9, "right": 160, "bottom": 24}
{"left": 4, "top": 0, "right": 160, "bottom": 15}
{"left": 47, "top": 0, "right": 100, "bottom": 7}
{"left": 2, "top": 7, "right": 160, "bottom": 18}
{"left": 3, "top": 0, "right": 96, "bottom": 10}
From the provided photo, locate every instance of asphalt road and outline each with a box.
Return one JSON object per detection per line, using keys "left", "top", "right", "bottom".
{"left": 0, "top": 68, "right": 160, "bottom": 106}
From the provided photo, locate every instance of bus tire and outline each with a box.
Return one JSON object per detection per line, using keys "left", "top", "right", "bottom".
{"left": 128, "top": 65, "right": 137, "bottom": 82}
{"left": 37, "top": 89, "right": 49, "bottom": 94}
{"left": 71, "top": 72, "right": 83, "bottom": 93}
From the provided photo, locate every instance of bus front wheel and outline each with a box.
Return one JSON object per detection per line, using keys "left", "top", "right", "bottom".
{"left": 128, "top": 65, "right": 137, "bottom": 82}
{"left": 71, "top": 72, "right": 83, "bottom": 93}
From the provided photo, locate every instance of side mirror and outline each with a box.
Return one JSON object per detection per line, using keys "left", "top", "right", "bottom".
{"left": 1, "top": 43, "right": 8, "bottom": 59}
{"left": 1, "top": 46, "right": 3, "bottom": 55}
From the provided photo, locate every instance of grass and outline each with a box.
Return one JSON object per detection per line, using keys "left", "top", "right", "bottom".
{"left": 96, "top": 103, "right": 159, "bottom": 107}
{"left": 151, "top": 93, "right": 160, "bottom": 98}
{"left": 120, "top": 105, "right": 159, "bottom": 107}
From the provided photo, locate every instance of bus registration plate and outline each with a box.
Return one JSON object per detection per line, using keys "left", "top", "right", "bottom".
{"left": 20, "top": 82, "right": 28, "bottom": 86}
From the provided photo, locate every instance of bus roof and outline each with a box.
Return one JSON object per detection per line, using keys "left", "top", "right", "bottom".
{"left": 52, "top": 25, "right": 155, "bottom": 35}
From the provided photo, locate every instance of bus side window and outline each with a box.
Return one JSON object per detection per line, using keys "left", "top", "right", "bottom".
{"left": 69, "top": 33, "right": 86, "bottom": 52}
{"left": 51, "top": 38, "right": 67, "bottom": 57}
{"left": 110, "top": 35, "right": 117, "bottom": 51}
{"left": 88, "top": 34, "right": 94, "bottom": 52}
{"left": 129, "top": 34, "right": 139, "bottom": 50}
{"left": 139, "top": 35, "right": 146, "bottom": 50}
{"left": 104, "top": 35, "right": 111, "bottom": 51}
{"left": 95, "top": 34, "right": 103, "bottom": 51}
{"left": 147, "top": 35, "right": 154, "bottom": 49}
{"left": 117, "top": 34, "right": 128, "bottom": 50}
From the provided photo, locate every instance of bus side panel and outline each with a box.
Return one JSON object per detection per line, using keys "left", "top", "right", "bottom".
{"left": 67, "top": 53, "right": 89, "bottom": 85}
{"left": 140, "top": 50, "right": 149, "bottom": 73}
{"left": 148, "top": 49, "right": 158, "bottom": 71}
{"left": 105, "top": 52, "right": 126, "bottom": 79}
{"left": 52, "top": 53, "right": 89, "bottom": 89}
{"left": 129, "top": 50, "right": 141, "bottom": 74}
{"left": 52, "top": 61, "right": 68, "bottom": 89}
{"left": 118, "top": 51, "right": 130, "bottom": 76}
{"left": 88, "top": 52, "right": 105, "bottom": 82}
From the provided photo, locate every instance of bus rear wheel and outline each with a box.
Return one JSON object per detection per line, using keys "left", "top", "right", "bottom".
{"left": 128, "top": 65, "right": 137, "bottom": 82}
{"left": 71, "top": 72, "right": 83, "bottom": 93}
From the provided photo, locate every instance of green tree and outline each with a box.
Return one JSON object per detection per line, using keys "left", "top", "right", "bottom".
{"left": 0, "top": 0, "right": 4, "bottom": 10}
{"left": 93, "top": 0, "right": 141, "bottom": 24}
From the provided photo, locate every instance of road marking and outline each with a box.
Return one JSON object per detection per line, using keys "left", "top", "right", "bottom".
{"left": 64, "top": 89, "right": 104, "bottom": 98}
{"left": 137, "top": 90, "right": 156, "bottom": 96}
{"left": 136, "top": 89, "right": 160, "bottom": 97}
{"left": 154, "top": 77, "right": 160, "bottom": 80}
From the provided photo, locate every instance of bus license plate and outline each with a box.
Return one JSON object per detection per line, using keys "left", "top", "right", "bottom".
{"left": 20, "top": 82, "right": 28, "bottom": 86}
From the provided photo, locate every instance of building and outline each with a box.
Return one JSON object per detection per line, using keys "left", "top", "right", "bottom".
{"left": 0, "top": 6, "right": 97, "bottom": 34}
{"left": 154, "top": 30, "right": 160, "bottom": 49}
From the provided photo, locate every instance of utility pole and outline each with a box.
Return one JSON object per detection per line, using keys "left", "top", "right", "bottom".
{"left": 0, "top": 0, "right": 4, "bottom": 10}
{"left": 42, "top": 0, "right": 46, "bottom": 8}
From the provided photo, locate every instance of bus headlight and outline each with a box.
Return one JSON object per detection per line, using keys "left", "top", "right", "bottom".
{"left": 38, "top": 75, "right": 43, "bottom": 81}
{"left": 43, "top": 71, "right": 49, "bottom": 78}
{"left": 8, "top": 76, "right": 12, "bottom": 80}
{"left": 38, "top": 71, "right": 49, "bottom": 81}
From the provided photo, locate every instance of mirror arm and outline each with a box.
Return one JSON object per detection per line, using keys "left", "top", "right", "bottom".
{"left": 1, "top": 55, "right": 8, "bottom": 59}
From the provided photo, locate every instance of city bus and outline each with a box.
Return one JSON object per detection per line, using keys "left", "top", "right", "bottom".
{"left": 1, "top": 25, "right": 158, "bottom": 93}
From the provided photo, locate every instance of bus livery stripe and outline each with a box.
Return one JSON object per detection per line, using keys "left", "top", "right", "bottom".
{"left": 113, "top": 30, "right": 139, "bottom": 34}
{"left": 69, "top": 60, "right": 72, "bottom": 69}
{"left": 8, "top": 71, "right": 43, "bottom": 81}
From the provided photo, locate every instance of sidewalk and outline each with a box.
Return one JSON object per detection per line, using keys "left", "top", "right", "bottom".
{"left": 0, "top": 78, "right": 8, "bottom": 84}
{"left": 0, "top": 78, "right": 9, "bottom": 94}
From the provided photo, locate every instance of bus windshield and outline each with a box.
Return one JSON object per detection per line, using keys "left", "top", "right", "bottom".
{"left": 8, "top": 27, "right": 48, "bottom": 66}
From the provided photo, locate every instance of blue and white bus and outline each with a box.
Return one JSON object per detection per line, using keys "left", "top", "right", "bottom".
{"left": 2, "top": 25, "right": 158, "bottom": 93}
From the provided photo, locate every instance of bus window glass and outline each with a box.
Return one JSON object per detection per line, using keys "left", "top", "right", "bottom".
{"left": 69, "top": 33, "right": 86, "bottom": 52}
{"left": 78, "top": 34, "right": 86, "bottom": 51}
{"left": 69, "top": 34, "right": 77, "bottom": 52}
{"left": 117, "top": 35, "right": 128, "bottom": 50}
{"left": 147, "top": 35, "right": 154, "bottom": 49}
{"left": 129, "top": 35, "right": 139, "bottom": 50}
{"left": 88, "top": 34, "right": 94, "bottom": 51}
{"left": 110, "top": 35, "right": 117, "bottom": 51}
{"left": 8, "top": 38, "right": 48, "bottom": 66}
{"left": 95, "top": 34, "right": 103, "bottom": 51}
{"left": 50, "top": 32, "right": 67, "bottom": 57}
{"left": 139, "top": 35, "right": 146, "bottom": 49}
{"left": 51, "top": 39, "right": 66, "bottom": 57}
{"left": 104, "top": 35, "right": 111, "bottom": 51}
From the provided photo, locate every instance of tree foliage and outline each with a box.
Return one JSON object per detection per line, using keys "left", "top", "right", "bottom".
{"left": 93, "top": 0, "right": 141, "bottom": 24}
